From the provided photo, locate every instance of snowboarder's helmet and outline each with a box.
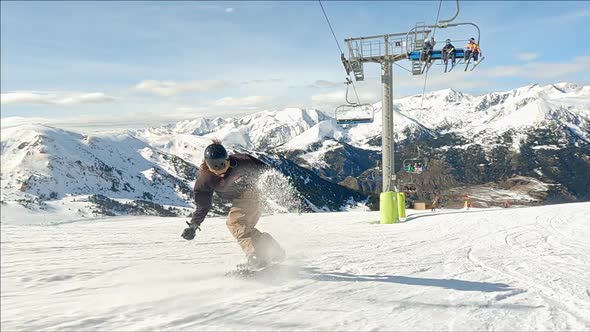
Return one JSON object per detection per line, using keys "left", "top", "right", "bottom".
{"left": 446, "top": 39, "right": 451, "bottom": 43}
{"left": 204, "top": 143, "right": 229, "bottom": 171}
{"left": 424, "top": 38, "right": 430, "bottom": 43}
{"left": 470, "top": 38, "right": 475, "bottom": 42}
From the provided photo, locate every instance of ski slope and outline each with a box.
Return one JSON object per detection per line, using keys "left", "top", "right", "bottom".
{"left": 2, "top": 203, "right": 590, "bottom": 331}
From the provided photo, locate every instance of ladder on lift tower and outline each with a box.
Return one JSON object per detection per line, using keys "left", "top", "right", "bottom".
{"left": 411, "top": 22, "right": 428, "bottom": 75}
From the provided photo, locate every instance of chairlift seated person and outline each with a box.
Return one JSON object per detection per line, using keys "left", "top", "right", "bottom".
{"left": 465, "top": 37, "right": 482, "bottom": 64}
{"left": 404, "top": 161, "right": 426, "bottom": 174}
{"left": 442, "top": 39, "right": 456, "bottom": 66}
{"left": 421, "top": 37, "right": 435, "bottom": 63}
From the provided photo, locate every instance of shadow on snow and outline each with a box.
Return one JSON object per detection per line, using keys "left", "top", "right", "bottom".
{"left": 303, "top": 267, "right": 514, "bottom": 293}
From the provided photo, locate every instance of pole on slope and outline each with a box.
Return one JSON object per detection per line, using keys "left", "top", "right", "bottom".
{"left": 397, "top": 192, "right": 406, "bottom": 219}
{"left": 380, "top": 35, "right": 399, "bottom": 224}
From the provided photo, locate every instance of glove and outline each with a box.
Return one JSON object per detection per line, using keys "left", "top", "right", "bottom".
{"left": 181, "top": 221, "right": 201, "bottom": 240}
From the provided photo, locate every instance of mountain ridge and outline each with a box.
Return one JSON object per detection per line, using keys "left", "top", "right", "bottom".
{"left": 2, "top": 82, "right": 589, "bottom": 217}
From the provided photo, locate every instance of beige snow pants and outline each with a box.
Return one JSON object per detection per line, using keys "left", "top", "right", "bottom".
{"left": 226, "top": 197, "right": 282, "bottom": 260}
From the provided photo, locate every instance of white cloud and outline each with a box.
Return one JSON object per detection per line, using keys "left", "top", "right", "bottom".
{"left": 176, "top": 106, "right": 208, "bottom": 113}
{"left": 134, "top": 79, "right": 228, "bottom": 96}
{"left": 0, "top": 106, "right": 257, "bottom": 131}
{"left": 240, "top": 78, "right": 283, "bottom": 85}
{"left": 309, "top": 80, "right": 343, "bottom": 89}
{"left": 212, "top": 95, "right": 270, "bottom": 107}
{"left": 399, "top": 71, "right": 495, "bottom": 91}
{"left": 391, "top": 56, "right": 590, "bottom": 94}
{"left": 517, "top": 53, "right": 539, "bottom": 62}
{"left": 225, "top": 7, "right": 234, "bottom": 13}
{"left": 310, "top": 88, "right": 380, "bottom": 107}
{"left": 482, "top": 56, "right": 590, "bottom": 80}
{"left": 310, "top": 91, "right": 349, "bottom": 104}
{"left": 1, "top": 113, "right": 171, "bottom": 131}
{"left": 549, "top": 9, "right": 590, "bottom": 24}
{"left": 1, "top": 91, "right": 115, "bottom": 106}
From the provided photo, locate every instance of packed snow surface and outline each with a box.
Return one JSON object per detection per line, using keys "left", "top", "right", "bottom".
{"left": 2, "top": 203, "right": 590, "bottom": 330}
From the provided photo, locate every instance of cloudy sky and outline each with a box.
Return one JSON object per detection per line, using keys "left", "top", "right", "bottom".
{"left": 1, "top": 1, "right": 589, "bottom": 128}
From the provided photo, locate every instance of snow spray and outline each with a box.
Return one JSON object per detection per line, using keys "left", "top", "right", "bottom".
{"left": 256, "top": 168, "right": 303, "bottom": 214}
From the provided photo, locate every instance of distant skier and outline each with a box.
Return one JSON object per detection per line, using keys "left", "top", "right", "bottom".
{"left": 181, "top": 141, "right": 285, "bottom": 269}
{"left": 464, "top": 195, "right": 471, "bottom": 210}
{"left": 465, "top": 38, "right": 482, "bottom": 64}
{"left": 431, "top": 193, "right": 440, "bottom": 212}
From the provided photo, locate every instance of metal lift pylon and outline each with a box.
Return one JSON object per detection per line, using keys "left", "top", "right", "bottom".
{"left": 338, "top": 0, "right": 482, "bottom": 224}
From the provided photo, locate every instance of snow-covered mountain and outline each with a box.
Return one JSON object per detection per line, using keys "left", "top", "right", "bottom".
{"left": 395, "top": 83, "right": 589, "bottom": 136}
{"left": 265, "top": 82, "right": 589, "bottom": 203}
{"left": 0, "top": 124, "right": 198, "bottom": 206}
{"left": 1, "top": 82, "right": 589, "bottom": 217}
{"left": 125, "top": 82, "right": 588, "bottom": 161}
{"left": 149, "top": 108, "right": 331, "bottom": 151}
{"left": 282, "top": 82, "right": 589, "bottom": 153}
{"left": 0, "top": 123, "right": 364, "bottom": 217}
{"left": 138, "top": 82, "right": 589, "bottom": 181}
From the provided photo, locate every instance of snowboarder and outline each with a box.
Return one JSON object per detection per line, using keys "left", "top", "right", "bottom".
{"left": 181, "top": 141, "right": 285, "bottom": 269}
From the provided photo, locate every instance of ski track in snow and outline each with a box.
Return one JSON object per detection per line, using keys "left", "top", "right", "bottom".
{"left": 2, "top": 203, "right": 590, "bottom": 331}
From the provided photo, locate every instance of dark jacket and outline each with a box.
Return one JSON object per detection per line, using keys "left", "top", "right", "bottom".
{"left": 190, "top": 153, "right": 268, "bottom": 227}
{"left": 443, "top": 43, "right": 455, "bottom": 53}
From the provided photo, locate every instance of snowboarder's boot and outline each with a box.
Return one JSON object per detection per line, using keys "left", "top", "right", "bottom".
{"left": 255, "top": 232, "right": 286, "bottom": 264}
{"left": 246, "top": 254, "right": 270, "bottom": 271}
{"left": 270, "top": 246, "right": 286, "bottom": 264}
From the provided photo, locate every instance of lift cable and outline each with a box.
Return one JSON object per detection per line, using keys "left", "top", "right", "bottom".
{"left": 419, "top": 0, "right": 444, "bottom": 109}
{"left": 318, "top": 0, "right": 343, "bottom": 54}
{"left": 318, "top": 0, "right": 361, "bottom": 104}
{"left": 394, "top": 63, "right": 412, "bottom": 74}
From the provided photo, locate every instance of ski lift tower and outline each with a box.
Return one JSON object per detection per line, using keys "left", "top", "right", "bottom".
{"left": 341, "top": 27, "right": 430, "bottom": 224}
{"left": 339, "top": 0, "right": 481, "bottom": 224}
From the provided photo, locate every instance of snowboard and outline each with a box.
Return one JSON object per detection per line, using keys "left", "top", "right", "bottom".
{"left": 225, "top": 251, "right": 287, "bottom": 279}
{"left": 225, "top": 261, "right": 283, "bottom": 278}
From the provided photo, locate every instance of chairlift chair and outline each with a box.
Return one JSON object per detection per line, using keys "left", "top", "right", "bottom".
{"left": 405, "top": 0, "right": 484, "bottom": 75}
{"left": 403, "top": 147, "right": 428, "bottom": 174}
{"left": 336, "top": 104, "right": 375, "bottom": 124}
{"left": 403, "top": 159, "right": 428, "bottom": 174}
{"left": 400, "top": 182, "right": 417, "bottom": 193}
{"left": 334, "top": 78, "right": 375, "bottom": 125}
{"left": 369, "top": 167, "right": 382, "bottom": 182}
